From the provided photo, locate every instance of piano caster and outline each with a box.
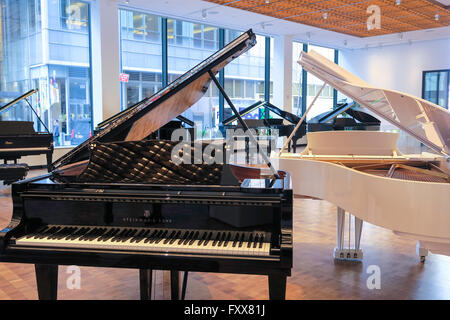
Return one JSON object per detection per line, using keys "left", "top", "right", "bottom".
{"left": 334, "top": 248, "right": 363, "bottom": 262}
{"left": 416, "top": 241, "right": 429, "bottom": 263}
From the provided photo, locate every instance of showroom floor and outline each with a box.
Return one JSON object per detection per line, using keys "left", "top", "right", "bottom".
{"left": 0, "top": 169, "right": 449, "bottom": 300}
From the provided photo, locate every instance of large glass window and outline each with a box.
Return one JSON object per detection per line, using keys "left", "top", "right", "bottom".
{"left": 168, "top": 19, "right": 219, "bottom": 139}
{"left": 292, "top": 42, "right": 304, "bottom": 116}
{"left": 423, "top": 70, "right": 449, "bottom": 109}
{"left": 305, "top": 45, "right": 334, "bottom": 120}
{"left": 224, "top": 32, "right": 266, "bottom": 121}
{"left": 119, "top": 9, "right": 162, "bottom": 109}
{"left": 0, "top": 0, "right": 93, "bottom": 147}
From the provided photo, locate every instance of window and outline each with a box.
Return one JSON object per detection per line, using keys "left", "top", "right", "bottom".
{"left": 168, "top": 19, "right": 219, "bottom": 139}
{"left": 423, "top": 70, "right": 449, "bottom": 109}
{"left": 119, "top": 9, "right": 162, "bottom": 109}
{"left": 306, "top": 45, "right": 334, "bottom": 120}
{"left": 292, "top": 41, "right": 304, "bottom": 116}
{"left": 224, "top": 32, "right": 266, "bottom": 121}
{"left": 60, "top": 0, "right": 89, "bottom": 32}
{"left": 0, "top": 0, "right": 93, "bottom": 147}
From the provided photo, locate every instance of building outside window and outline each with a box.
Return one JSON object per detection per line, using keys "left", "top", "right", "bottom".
{"left": 167, "top": 19, "right": 219, "bottom": 139}
{"left": 423, "top": 70, "right": 449, "bottom": 109}
{"left": 119, "top": 9, "right": 162, "bottom": 109}
{"left": 0, "top": 0, "right": 93, "bottom": 147}
{"left": 224, "top": 31, "right": 266, "bottom": 122}
{"left": 305, "top": 45, "right": 334, "bottom": 120}
{"left": 292, "top": 41, "right": 304, "bottom": 116}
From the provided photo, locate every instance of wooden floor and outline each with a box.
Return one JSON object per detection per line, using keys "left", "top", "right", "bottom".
{"left": 1, "top": 170, "right": 449, "bottom": 300}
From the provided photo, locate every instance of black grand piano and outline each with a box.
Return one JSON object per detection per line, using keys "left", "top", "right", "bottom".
{"left": 223, "top": 100, "right": 380, "bottom": 154}
{"left": 222, "top": 100, "right": 306, "bottom": 154}
{"left": 0, "top": 30, "right": 293, "bottom": 300}
{"left": 0, "top": 89, "right": 53, "bottom": 184}
{"left": 307, "top": 101, "right": 380, "bottom": 132}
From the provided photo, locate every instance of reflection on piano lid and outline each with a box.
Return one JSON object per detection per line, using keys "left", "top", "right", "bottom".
{"left": 0, "top": 29, "right": 293, "bottom": 300}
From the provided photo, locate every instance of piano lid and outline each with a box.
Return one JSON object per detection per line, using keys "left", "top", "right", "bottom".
{"left": 52, "top": 29, "right": 256, "bottom": 170}
{"left": 298, "top": 50, "right": 450, "bottom": 156}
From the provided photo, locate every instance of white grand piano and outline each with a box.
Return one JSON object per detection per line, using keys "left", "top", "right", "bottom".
{"left": 273, "top": 50, "right": 449, "bottom": 262}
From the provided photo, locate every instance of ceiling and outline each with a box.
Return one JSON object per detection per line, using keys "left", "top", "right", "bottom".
{"left": 204, "top": 0, "right": 450, "bottom": 37}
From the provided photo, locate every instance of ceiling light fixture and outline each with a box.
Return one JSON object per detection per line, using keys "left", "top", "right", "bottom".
{"left": 125, "top": 0, "right": 129, "bottom": 3}
{"left": 306, "top": 32, "right": 311, "bottom": 41}
{"left": 202, "top": 9, "right": 207, "bottom": 20}
{"left": 399, "top": 32, "right": 404, "bottom": 40}
{"left": 343, "top": 40, "right": 348, "bottom": 46}
{"left": 265, "top": 0, "right": 270, "bottom": 3}
{"left": 435, "top": 14, "right": 440, "bottom": 21}
{"left": 323, "top": 12, "right": 328, "bottom": 20}
{"left": 395, "top": 0, "right": 401, "bottom": 5}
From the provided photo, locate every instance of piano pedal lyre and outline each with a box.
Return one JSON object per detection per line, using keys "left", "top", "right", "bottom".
{"left": 334, "top": 207, "right": 363, "bottom": 262}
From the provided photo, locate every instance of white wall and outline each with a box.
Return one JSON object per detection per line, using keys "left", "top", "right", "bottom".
{"left": 339, "top": 38, "right": 450, "bottom": 98}
{"left": 338, "top": 38, "right": 450, "bottom": 154}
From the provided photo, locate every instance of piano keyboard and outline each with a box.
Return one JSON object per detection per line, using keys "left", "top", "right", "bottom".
{"left": 15, "top": 225, "right": 271, "bottom": 257}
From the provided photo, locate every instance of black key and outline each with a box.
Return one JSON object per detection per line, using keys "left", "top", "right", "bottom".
{"left": 247, "top": 234, "right": 253, "bottom": 248}
{"left": 130, "top": 229, "right": 146, "bottom": 243}
{"left": 232, "top": 233, "right": 240, "bottom": 247}
{"left": 217, "top": 232, "right": 226, "bottom": 247}
{"left": 183, "top": 231, "right": 194, "bottom": 245}
{"left": 238, "top": 233, "right": 245, "bottom": 248}
{"left": 98, "top": 228, "right": 116, "bottom": 241}
{"left": 154, "top": 230, "right": 167, "bottom": 244}
{"left": 189, "top": 231, "right": 199, "bottom": 246}
{"left": 223, "top": 232, "right": 231, "bottom": 247}
{"left": 121, "top": 229, "right": 137, "bottom": 242}
{"left": 259, "top": 234, "right": 264, "bottom": 249}
{"left": 169, "top": 231, "right": 181, "bottom": 245}
{"left": 164, "top": 231, "right": 176, "bottom": 245}
{"left": 178, "top": 231, "right": 189, "bottom": 245}
{"left": 102, "top": 228, "right": 120, "bottom": 242}
{"left": 253, "top": 234, "right": 259, "bottom": 248}
{"left": 203, "top": 232, "right": 213, "bottom": 246}
{"left": 212, "top": 232, "right": 221, "bottom": 247}
{"left": 145, "top": 230, "right": 161, "bottom": 243}
{"left": 197, "top": 231, "right": 207, "bottom": 246}
{"left": 111, "top": 229, "right": 128, "bottom": 242}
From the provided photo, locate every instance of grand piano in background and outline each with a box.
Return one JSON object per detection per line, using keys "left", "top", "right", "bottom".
{"left": 0, "top": 89, "right": 53, "bottom": 184}
{"left": 275, "top": 50, "right": 449, "bottom": 262}
{"left": 222, "top": 100, "right": 381, "bottom": 155}
{"left": 0, "top": 30, "right": 293, "bottom": 300}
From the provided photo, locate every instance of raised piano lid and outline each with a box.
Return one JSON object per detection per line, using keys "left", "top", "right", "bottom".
{"left": 298, "top": 50, "right": 450, "bottom": 156}
{"left": 52, "top": 29, "right": 256, "bottom": 170}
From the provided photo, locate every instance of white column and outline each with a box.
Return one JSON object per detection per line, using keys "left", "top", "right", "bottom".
{"left": 272, "top": 35, "right": 293, "bottom": 114}
{"left": 90, "top": 0, "right": 121, "bottom": 126}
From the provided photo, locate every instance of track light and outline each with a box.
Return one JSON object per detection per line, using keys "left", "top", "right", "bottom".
{"left": 399, "top": 32, "right": 404, "bottom": 40}
{"left": 202, "top": 9, "right": 207, "bottom": 20}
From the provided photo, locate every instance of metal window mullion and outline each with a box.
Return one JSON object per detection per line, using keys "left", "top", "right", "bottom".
{"left": 333, "top": 49, "right": 338, "bottom": 109}
{"left": 218, "top": 28, "right": 225, "bottom": 124}
{"left": 264, "top": 36, "right": 270, "bottom": 119}
{"left": 301, "top": 43, "right": 308, "bottom": 116}
{"left": 161, "top": 17, "right": 168, "bottom": 87}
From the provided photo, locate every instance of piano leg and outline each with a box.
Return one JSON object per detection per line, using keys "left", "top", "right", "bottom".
{"left": 268, "top": 273, "right": 287, "bottom": 300}
{"left": 170, "top": 270, "right": 180, "bottom": 300}
{"left": 35, "top": 264, "right": 58, "bottom": 300}
{"left": 139, "top": 269, "right": 153, "bottom": 300}
{"left": 45, "top": 152, "right": 52, "bottom": 172}
{"left": 181, "top": 271, "right": 188, "bottom": 300}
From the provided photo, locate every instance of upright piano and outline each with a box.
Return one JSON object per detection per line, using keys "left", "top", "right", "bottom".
{"left": 0, "top": 30, "right": 293, "bottom": 300}
{"left": 0, "top": 89, "right": 53, "bottom": 184}
{"left": 275, "top": 50, "right": 449, "bottom": 262}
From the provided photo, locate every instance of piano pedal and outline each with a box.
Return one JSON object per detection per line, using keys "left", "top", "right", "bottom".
{"left": 333, "top": 248, "right": 363, "bottom": 262}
